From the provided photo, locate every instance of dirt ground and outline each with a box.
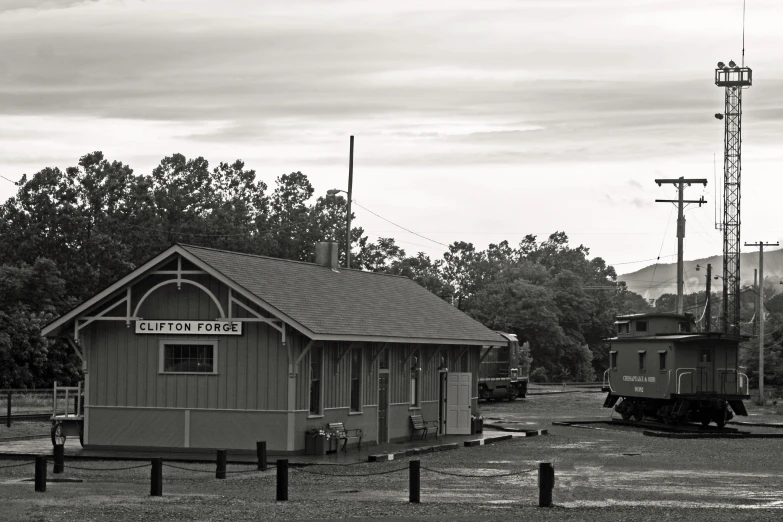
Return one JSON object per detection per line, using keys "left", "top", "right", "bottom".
{"left": 2, "top": 391, "right": 783, "bottom": 521}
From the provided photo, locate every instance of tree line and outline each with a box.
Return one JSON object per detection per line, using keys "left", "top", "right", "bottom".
{"left": 1, "top": 151, "right": 658, "bottom": 388}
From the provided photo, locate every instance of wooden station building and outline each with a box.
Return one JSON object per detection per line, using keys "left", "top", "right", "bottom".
{"left": 41, "top": 243, "right": 505, "bottom": 453}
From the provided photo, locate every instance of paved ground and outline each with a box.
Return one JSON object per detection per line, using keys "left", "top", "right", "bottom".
{"left": 2, "top": 392, "right": 782, "bottom": 521}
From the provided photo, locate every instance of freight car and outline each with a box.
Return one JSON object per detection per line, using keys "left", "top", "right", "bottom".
{"left": 602, "top": 312, "right": 749, "bottom": 427}
{"left": 478, "top": 332, "right": 530, "bottom": 401}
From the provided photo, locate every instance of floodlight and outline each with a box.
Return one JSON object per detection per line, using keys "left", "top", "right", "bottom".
{"left": 728, "top": 60, "right": 736, "bottom": 68}
{"left": 715, "top": 113, "right": 724, "bottom": 120}
{"left": 717, "top": 62, "right": 725, "bottom": 68}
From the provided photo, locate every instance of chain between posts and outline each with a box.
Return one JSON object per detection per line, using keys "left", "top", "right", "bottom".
{"left": 65, "top": 462, "right": 151, "bottom": 472}
{"left": 0, "top": 461, "right": 33, "bottom": 470}
{"left": 420, "top": 466, "right": 537, "bottom": 478}
{"left": 292, "top": 466, "right": 408, "bottom": 477}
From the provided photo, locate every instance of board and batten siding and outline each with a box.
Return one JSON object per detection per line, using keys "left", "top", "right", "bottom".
{"left": 84, "top": 276, "right": 289, "bottom": 412}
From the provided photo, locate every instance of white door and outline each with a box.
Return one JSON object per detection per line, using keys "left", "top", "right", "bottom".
{"left": 446, "top": 372, "right": 472, "bottom": 435}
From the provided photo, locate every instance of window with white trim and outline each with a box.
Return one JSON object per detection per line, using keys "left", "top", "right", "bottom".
{"left": 159, "top": 340, "right": 218, "bottom": 374}
{"left": 410, "top": 368, "right": 420, "bottom": 407}
{"left": 350, "top": 347, "right": 362, "bottom": 412}
{"left": 310, "top": 346, "right": 322, "bottom": 415}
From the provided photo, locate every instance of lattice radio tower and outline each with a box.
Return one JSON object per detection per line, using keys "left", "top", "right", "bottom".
{"left": 714, "top": 60, "right": 751, "bottom": 337}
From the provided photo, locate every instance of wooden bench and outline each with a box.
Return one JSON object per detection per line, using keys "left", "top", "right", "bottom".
{"left": 410, "top": 414, "right": 439, "bottom": 441}
{"left": 326, "top": 422, "right": 362, "bottom": 452}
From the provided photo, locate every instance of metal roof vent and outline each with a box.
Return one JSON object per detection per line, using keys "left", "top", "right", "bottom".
{"left": 315, "top": 242, "right": 340, "bottom": 271}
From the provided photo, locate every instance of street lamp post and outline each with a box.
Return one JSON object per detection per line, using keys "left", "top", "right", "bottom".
{"left": 326, "top": 134, "right": 355, "bottom": 269}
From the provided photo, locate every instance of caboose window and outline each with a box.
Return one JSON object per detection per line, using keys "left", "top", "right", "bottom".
{"left": 636, "top": 321, "right": 648, "bottom": 333}
{"left": 638, "top": 350, "right": 646, "bottom": 371}
{"left": 658, "top": 350, "right": 667, "bottom": 371}
{"left": 610, "top": 351, "right": 617, "bottom": 370}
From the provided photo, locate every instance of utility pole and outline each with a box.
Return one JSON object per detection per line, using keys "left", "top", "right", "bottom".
{"left": 745, "top": 241, "right": 779, "bottom": 405}
{"left": 346, "top": 136, "right": 354, "bottom": 269}
{"left": 655, "top": 177, "right": 707, "bottom": 314}
{"left": 753, "top": 268, "right": 758, "bottom": 336}
{"left": 705, "top": 263, "right": 712, "bottom": 332}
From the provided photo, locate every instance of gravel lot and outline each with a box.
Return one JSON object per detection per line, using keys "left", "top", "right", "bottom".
{"left": 2, "top": 392, "right": 782, "bottom": 521}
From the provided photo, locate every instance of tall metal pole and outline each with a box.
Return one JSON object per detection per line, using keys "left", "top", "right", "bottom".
{"left": 753, "top": 268, "right": 758, "bottom": 336}
{"left": 655, "top": 177, "right": 707, "bottom": 315}
{"left": 745, "top": 241, "right": 779, "bottom": 405}
{"left": 346, "top": 136, "right": 354, "bottom": 269}
{"left": 715, "top": 62, "right": 752, "bottom": 336}
{"left": 705, "top": 263, "right": 712, "bottom": 332}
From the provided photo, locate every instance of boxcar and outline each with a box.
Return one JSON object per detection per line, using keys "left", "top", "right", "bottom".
{"left": 602, "top": 312, "right": 749, "bottom": 426}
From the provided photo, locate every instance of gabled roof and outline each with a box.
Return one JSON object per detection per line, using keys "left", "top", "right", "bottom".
{"left": 42, "top": 244, "right": 505, "bottom": 346}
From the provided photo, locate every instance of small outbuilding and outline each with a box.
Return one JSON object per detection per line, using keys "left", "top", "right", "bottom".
{"left": 41, "top": 243, "right": 505, "bottom": 453}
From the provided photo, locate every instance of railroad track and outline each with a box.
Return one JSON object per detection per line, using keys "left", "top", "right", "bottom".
{"left": 553, "top": 418, "right": 744, "bottom": 435}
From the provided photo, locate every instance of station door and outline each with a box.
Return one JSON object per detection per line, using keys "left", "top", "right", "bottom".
{"left": 446, "top": 372, "right": 472, "bottom": 435}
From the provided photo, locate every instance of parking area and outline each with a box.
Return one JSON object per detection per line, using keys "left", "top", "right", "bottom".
{"left": 2, "top": 391, "right": 783, "bottom": 521}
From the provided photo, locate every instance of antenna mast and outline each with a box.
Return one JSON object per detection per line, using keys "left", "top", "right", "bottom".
{"left": 714, "top": 59, "right": 752, "bottom": 336}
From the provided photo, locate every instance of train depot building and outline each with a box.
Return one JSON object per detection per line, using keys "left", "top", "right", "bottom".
{"left": 41, "top": 243, "right": 505, "bottom": 454}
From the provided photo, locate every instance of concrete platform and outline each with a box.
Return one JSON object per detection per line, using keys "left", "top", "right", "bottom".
{"left": 0, "top": 428, "right": 544, "bottom": 466}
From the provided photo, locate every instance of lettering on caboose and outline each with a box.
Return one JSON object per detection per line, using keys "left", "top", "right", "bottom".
{"left": 622, "top": 375, "right": 656, "bottom": 383}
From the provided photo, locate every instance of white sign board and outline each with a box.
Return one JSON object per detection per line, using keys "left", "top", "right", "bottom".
{"left": 135, "top": 321, "right": 242, "bottom": 335}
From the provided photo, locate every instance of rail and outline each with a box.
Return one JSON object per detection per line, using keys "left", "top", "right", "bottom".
{"left": 676, "top": 368, "right": 695, "bottom": 394}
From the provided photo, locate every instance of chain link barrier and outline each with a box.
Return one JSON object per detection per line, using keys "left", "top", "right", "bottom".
{"left": 161, "top": 463, "right": 217, "bottom": 473}
{"left": 292, "top": 465, "right": 408, "bottom": 477}
{"left": 420, "top": 466, "right": 536, "bottom": 478}
{"left": 0, "top": 460, "right": 33, "bottom": 470}
{"left": 65, "top": 462, "right": 151, "bottom": 472}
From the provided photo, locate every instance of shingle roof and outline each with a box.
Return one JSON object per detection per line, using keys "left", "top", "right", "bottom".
{"left": 180, "top": 244, "right": 503, "bottom": 345}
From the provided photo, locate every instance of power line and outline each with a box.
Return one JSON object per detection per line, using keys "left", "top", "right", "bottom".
{"left": 0, "top": 174, "right": 18, "bottom": 184}
{"left": 352, "top": 200, "right": 449, "bottom": 247}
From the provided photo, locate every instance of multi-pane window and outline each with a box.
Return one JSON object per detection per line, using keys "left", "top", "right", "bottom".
{"left": 350, "top": 347, "right": 362, "bottom": 412}
{"left": 310, "top": 346, "right": 322, "bottom": 415}
{"left": 160, "top": 341, "right": 216, "bottom": 374}
{"left": 638, "top": 350, "right": 646, "bottom": 371}
{"left": 659, "top": 351, "right": 667, "bottom": 371}
{"left": 610, "top": 351, "right": 618, "bottom": 371}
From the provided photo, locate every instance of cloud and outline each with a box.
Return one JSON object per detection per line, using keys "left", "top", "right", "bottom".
{"left": 0, "top": 0, "right": 100, "bottom": 13}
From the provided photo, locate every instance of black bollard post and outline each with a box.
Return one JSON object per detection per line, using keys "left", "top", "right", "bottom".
{"left": 216, "top": 449, "right": 227, "bottom": 479}
{"left": 150, "top": 458, "right": 163, "bottom": 497}
{"left": 276, "top": 459, "right": 288, "bottom": 501}
{"left": 34, "top": 455, "right": 46, "bottom": 492}
{"left": 409, "top": 459, "right": 421, "bottom": 503}
{"left": 257, "top": 441, "right": 267, "bottom": 471}
{"left": 538, "top": 462, "right": 554, "bottom": 507}
{"left": 6, "top": 391, "right": 11, "bottom": 428}
{"left": 53, "top": 444, "right": 64, "bottom": 474}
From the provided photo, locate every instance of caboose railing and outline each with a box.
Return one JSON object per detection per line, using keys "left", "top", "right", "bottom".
{"left": 676, "top": 368, "right": 696, "bottom": 394}
{"left": 602, "top": 370, "right": 614, "bottom": 392}
{"left": 716, "top": 368, "right": 750, "bottom": 396}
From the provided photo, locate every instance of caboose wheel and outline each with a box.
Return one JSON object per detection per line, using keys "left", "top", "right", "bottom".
{"left": 620, "top": 412, "right": 631, "bottom": 421}
{"left": 713, "top": 408, "right": 729, "bottom": 429}
{"left": 700, "top": 416, "right": 712, "bottom": 427}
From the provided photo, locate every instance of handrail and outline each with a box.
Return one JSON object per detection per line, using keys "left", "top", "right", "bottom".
{"left": 716, "top": 368, "right": 738, "bottom": 395}
{"left": 676, "top": 368, "right": 696, "bottom": 394}
{"left": 602, "top": 370, "right": 614, "bottom": 392}
{"left": 738, "top": 372, "right": 749, "bottom": 395}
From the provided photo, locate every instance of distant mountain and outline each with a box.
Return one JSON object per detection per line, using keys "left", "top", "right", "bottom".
{"left": 617, "top": 248, "right": 783, "bottom": 301}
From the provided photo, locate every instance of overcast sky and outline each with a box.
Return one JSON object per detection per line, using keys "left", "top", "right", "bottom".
{"left": 1, "top": 0, "right": 781, "bottom": 293}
